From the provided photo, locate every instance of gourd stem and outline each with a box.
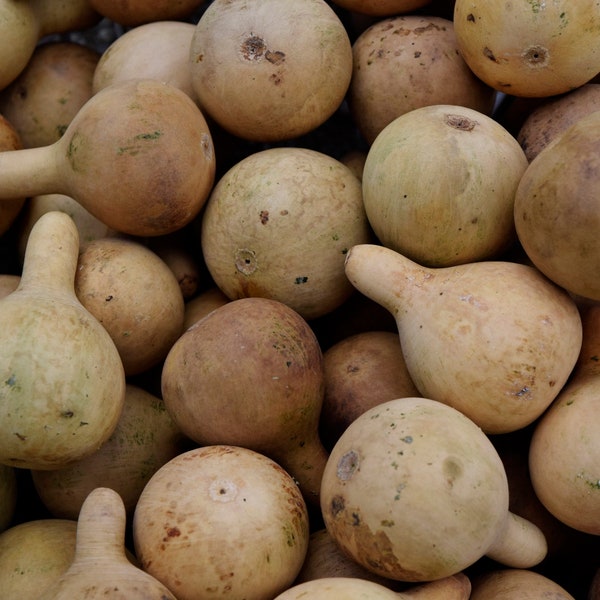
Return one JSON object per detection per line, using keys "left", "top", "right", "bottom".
{"left": 0, "top": 144, "right": 62, "bottom": 199}
{"left": 344, "top": 244, "right": 432, "bottom": 316}
{"left": 18, "top": 211, "right": 79, "bottom": 297}
{"left": 74, "top": 488, "right": 129, "bottom": 563}
{"left": 485, "top": 510, "right": 547, "bottom": 568}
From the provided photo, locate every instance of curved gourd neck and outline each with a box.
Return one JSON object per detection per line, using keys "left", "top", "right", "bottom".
{"left": 344, "top": 244, "right": 434, "bottom": 315}
{"left": 0, "top": 143, "right": 63, "bottom": 200}
{"left": 17, "top": 211, "right": 80, "bottom": 300}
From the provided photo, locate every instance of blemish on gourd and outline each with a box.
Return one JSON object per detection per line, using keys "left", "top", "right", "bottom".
{"left": 337, "top": 450, "right": 359, "bottom": 480}
{"left": 294, "top": 276, "right": 308, "bottom": 284}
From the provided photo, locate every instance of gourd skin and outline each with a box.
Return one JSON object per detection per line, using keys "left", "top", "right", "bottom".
{"left": 0, "top": 211, "right": 126, "bottom": 470}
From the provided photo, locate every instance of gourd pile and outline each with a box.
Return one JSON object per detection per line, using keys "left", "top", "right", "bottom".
{"left": 0, "top": 0, "right": 599, "bottom": 598}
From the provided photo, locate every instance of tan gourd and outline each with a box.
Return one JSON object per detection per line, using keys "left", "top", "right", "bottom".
{"left": 0, "top": 211, "right": 126, "bottom": 470}
{"left": 343, "top": 244, "right": 582, "bottom": 434}
{"left": 182, "top": 286, "right": 229, "bottom": 330}
{"left": 517, "top": 83, "right": 600, "bottom": 162}
{"left": 274, "top": 575, "right": 471, "bottom": 599}
{"left": 329, "top": 0, "right": 432, "bottom": 16}
{"left": 89, "top": 0, "right": 205, "bottom": 26}
{"left": 514, "top": 110, "right": 600, "bottom": 300}
{"left": 0, "top": 519, "right": 77, "bottom": 599}
{"left": 590, "top": 567, "right": 600, "bottom": 600}
{"left": 349, "top": 16, "right": 496, "bottom": 144}
{"left": 0, "top": 463, "right": 16, "bottom": 532}
{"left": 147, "top": 231, "right": 203, "bottom": 300}
{"left": 0, "top": 274, "right": 19, "bottom": 298}
{"left": 321, "top": 397, "right": 547, "bottom": 582}
{"left": 75, "top": 236, "right": 185, "bottom": 376}
{"left": 161, "top": 297, "right": 328, "bottom": 505}
{"left": 16, "top": 193, "right": 114, "bottom": 261}
{"left": 31, "top": 384, "right": 186, "bottom": 519}
{"left": 0, "top": 0, "right": 99, "bottom": 91}
{"left": 295, "top": 528, "right": 471, "bottom": 599}
{"left": 528, "top": 305, "right": 600, "bottom": 535}
{"left": 0, "top": 41, "right": 99, "bottom": 148}
{"left": 361, "top": 104, "right": 527, "bottom": 267}
{"left": 470, "top": 568, "right": 575, "bottom": 600}
{"left": 93, "top": 21, "right": 197, "bottom": 101}
{"left": 133, "top": 445, "right": 310, "bottom": 600}
{"left": 0, "top": 78, "right": 215, "bottom": 237}
{"left": 453, "top": 0, "right": 600, "bottom": 97}
{"left": 321, "top": 330, "right": 420, "bottom": 449}
{"left": 200, "top": 147, "right": 373, "bottom": 320}
{"left": 38, "top": 487, "right": 177, "bottom": 599}
{"left": 189, "top": 0, "right": 353, "bottom": 142}
{"left": 0, "top": 114, "right": 25, "bottom": 236}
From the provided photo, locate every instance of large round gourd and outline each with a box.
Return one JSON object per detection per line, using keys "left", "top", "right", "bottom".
{"left": 0, "top": 211, "right": 126, "bottom": 470}
{"left": 321, "top": 397, "right": 547, "bottom": 582}
{"left": 200, "top": 147, "right": 372, "bottom": 320}
{"left": 453, "top": 0, "right": 600, "bottom": 97}
{"left": 514, "top": 110, "right": 600, "bottom": 300}
{"left": 189, "top": 0, "right": 352, "bottom": 142}
{"left": 362, "top": 105, "right": 527, "bottom": 267}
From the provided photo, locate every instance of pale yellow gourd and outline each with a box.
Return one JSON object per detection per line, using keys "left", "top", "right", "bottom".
{"left": 0, "top": 211, "right": 126, "bottom": 470}
{"left": 0, "top": 0, "right": 99, "bottom": 91}
{"left": 320, "top": 397, "right": 547, "bottom": 582}
{"left": 343, "top": 244, "right": 582, "bottom": 434}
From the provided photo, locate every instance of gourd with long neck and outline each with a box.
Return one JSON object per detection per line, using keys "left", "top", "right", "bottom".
{"left": 0, "top": 78, "right": 215, "bottom": 237}
{"left": 343, "top": 243, "right": 582, "bottom": 434}
{"left": 0, "top": 211, "right": 125, "bottom": 470}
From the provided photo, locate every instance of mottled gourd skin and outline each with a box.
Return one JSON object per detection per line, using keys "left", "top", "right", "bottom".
{"left": 0, "top": 211, "right": 125, "bottom": 470}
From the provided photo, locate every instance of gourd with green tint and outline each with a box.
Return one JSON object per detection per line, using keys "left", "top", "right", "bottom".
{"left": 0, "top": 211, "right": 125, "bottom": 470}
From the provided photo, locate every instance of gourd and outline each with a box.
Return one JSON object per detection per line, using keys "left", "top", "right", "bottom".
{"left": 31, "top": 384, "right": 186, "bottom": 519}
{"left": 349, "top": 16, "right": 496, "bottom": 144}
{"left": 0, "top": 0, "right": 99, "bottom": 91}
{"left": 343, "top": 243, "right": 582, "bottom": 434}
{"left": 0, "top": 114, "right": 25, "bottom": 236}
{"left": 38, "top": 487, "right": 178, "bottom": 599}
{"left": 274, "top": 576, "right": 471, "bottom": 599}
{"left": 93, "top": 21, "right": 197, "bottom": 102}
{"left": 0, "top": 519, "right": 77, "bottom": 599}
{"left": 517, "top": 83, "right": 600, "bottom": 161}
{"left": 361, "top": 104, "right": 528, "bottom": 267}
{"left": 320, "top": 397, "right": 548, "bottom": 582}
{"left": 469, "top": 568, "right": 575, "bottom": 600}
{"left": 89, "top": 0, "right": 205, "bottom": 26}
{"left": 75, "top": 236, "right": 185, "bottom": 376}
{"left": 200, "top": 147, "right": 373, "bottom": 320}
{"left": 133, "top": 445, "right": 310, "bottom": 600}
{"left": 514, "top": 110, "right": 600, "bottom": 300}
{"left": 0, "top": 41, "right": 99, "bottom": 148}
{"left": 0, "top": 211, "right": 126, "bottom": 470}
{"left": 320, "top": 330, "right": 420, "bottom": 449}
{"left": 453, "top": 0, "right": 600, "bottom": 97}
{"left": 528, "top": 304, "right": 600, "bottom": 535}
{"left": 161, "top": 297, "right": 328, "bottom": 505}
{"left": 0, "top": 78, "right": 215, "bottom": 237}
{"left": 189, "top": 0, "right": 353, "bottom": 142}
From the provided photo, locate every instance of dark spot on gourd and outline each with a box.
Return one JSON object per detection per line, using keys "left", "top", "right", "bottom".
{"left": 294, "top": 276, "right": 308, "bottom": 284}
{"left": 167, "top": 526, "right": 181, "bottom": 537}
{"left": 260, "top": 210, "right": 269, "bottom": 224}
{"left": 337, "top": 450, "right": 359, "bottom": 480}
{"left": 61, "top": 410, "right": 74, "bottom": 418}
{"left": 445, "top": 114, "right": 476, "bottom": 131}
{"left": 265, "top": 50, "right": 285, "bottom": 65}
{"left": 467, "top": 13, "right": 475, "bottom": 21}
{"left": 331, "top": 494, "right": 345, "bottom": 516}
{"left": 483, "top": 47, "right": 498, "bottom": 62}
